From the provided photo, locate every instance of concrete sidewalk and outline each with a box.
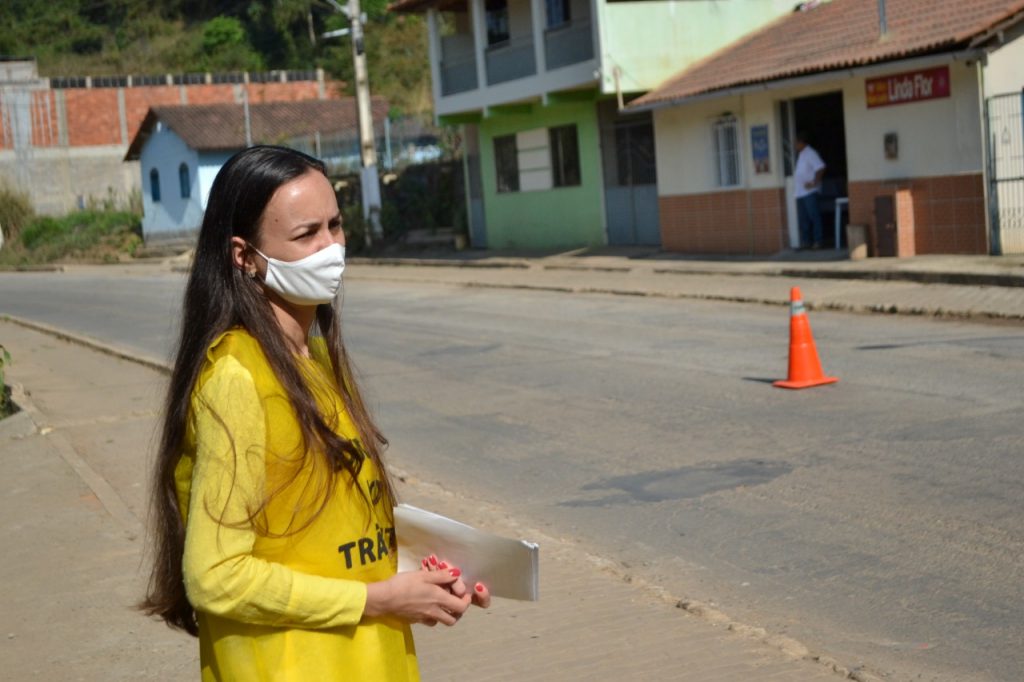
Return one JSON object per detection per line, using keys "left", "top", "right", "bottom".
{"left": 345, "top": 250, "right": 1024, "bottom": 322}
{"left": 36, "top": 247, "right": 1024, "bottom": 321}
{"left": 0, "top": 321, "right": 863, "bottom": 680}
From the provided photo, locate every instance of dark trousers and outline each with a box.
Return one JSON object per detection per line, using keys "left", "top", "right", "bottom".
{"left": 797, "top": 192, "right": 823, "bottom": 247}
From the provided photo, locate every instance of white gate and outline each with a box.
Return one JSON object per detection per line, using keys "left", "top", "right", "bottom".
{"left": 986, "top": 92, "right": 1024, "bottom": 254}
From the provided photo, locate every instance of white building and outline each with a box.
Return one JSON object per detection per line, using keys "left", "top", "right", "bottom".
{"left": 630, "top": 0, "right": 1024, "bottom": 256}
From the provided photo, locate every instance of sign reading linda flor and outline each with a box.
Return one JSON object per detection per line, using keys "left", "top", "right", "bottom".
{"left": 866, "top": 66, "right": 951, "bottom": 108}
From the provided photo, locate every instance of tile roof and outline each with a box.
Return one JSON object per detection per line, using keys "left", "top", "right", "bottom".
{"left": 631, "top": 0, "right": 1024, "bottom": 109}
{"left": 125, "top": 97, "right": 389, "bottom": 160}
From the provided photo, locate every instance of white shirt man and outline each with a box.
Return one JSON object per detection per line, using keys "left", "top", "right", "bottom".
{"left": 794, "top": 136, "right": 826, "bottom": 249}
{"left": 794, "top": 141, "right": 825, "bottom": 199}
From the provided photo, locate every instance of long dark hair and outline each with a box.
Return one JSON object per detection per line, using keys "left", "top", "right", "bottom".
{"left": 141, "top": 145, "right": 394, "bottom": 636}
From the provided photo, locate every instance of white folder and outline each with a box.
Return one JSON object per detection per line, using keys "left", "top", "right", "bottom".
{"left": 394, "top": 503, "right": 539, "bottom": 601}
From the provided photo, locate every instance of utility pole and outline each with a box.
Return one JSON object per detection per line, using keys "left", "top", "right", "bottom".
{"left": 325, "top": 0, "right": 383, "bottom": 247}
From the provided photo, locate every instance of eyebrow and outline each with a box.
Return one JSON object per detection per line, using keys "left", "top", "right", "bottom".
{"left": 291, "top": 212, "right": 342, "bottom": 234}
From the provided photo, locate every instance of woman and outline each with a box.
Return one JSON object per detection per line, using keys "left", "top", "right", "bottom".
{"left": 142, "top": 145, "right": 488, "bottom": 681}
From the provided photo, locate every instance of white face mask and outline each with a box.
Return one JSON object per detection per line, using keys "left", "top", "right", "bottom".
{"left": 252, "top": 242, "right": 345, "bottom": 306}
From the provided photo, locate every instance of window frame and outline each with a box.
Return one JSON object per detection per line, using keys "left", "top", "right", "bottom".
{"left": 546, "top": 0, "right": 571, "bottom": 29}
{"left": 549, "top": 124, "right": 581, "bottom": 188}
{"left": 712, "top": 117, "right": 741, "bottom": 188}
{"left": 178, "top": 163, "right": 191, "bottom": 199}
{"left": 485, "top": 0, "right": 510, "bottom": 46}
{"left": 150, "top": 168, "right": 161, "bottom": 203}
{"left": 493, "top": 134, "right": 519, "bottom": 193}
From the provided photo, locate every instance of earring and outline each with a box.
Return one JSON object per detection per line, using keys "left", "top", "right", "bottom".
{"left": 246, "top": 270, "right": 257, "bottom": 279}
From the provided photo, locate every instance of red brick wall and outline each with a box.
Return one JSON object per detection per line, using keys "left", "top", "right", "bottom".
{"left": 3, "top": 78, "right": 340, "bottom": 151}
{"left": 124, "top": 86, "right": 182, "bottom": 143}
{"left": 848, "top": 174, "right": 986, "bottom": 255}
{"left": 659, "top": 188, "right": 788, "bottom": 254}
{"left": 64, "top": 88, "right": 122, "bottom": 146}
{"left": 181, "top": 84, "right": 239, "bottom": 105}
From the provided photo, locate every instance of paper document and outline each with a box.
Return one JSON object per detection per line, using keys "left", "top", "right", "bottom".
{"left": 395, "top": 504, "right": 539, "bottom": 601}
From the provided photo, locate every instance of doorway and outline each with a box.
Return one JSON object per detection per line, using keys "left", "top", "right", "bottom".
{"left": 599, "top": 100, "right": 661, "bottom": 246}
{"left": 783, "top": 91, "right": 849, "bottom": 248}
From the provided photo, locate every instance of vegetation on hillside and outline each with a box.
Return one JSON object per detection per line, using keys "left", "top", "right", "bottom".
{"left": 0, "top": 0, "right": 431, "bottom": 116}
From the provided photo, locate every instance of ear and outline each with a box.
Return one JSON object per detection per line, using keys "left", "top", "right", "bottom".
{"left": 231, "top": 236, "right": 256, "bottom": 276}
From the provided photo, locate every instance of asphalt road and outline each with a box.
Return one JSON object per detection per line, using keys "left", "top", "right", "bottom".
{"left": 2, "top": 268, "right": 1022, "bottom": 682}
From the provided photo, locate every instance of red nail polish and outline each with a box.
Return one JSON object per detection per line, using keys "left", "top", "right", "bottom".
{"left": 439, "top": 561, "right": 448, "bottom": 569}
{"left": 475, "top": 583, "right": 484, "bottom": 592}
{"left": 421, "top": 558, "right": 429, "bottom": 568}
{"left": 449, "top": 568, "right": 461, "bottom": 577}
{"left": 429, "top": 556, "right": 437, "bottom": 566}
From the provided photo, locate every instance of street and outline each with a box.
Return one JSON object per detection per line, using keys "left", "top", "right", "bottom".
{"left": 2, "top": 266, "right": 1023, "bottom": 681}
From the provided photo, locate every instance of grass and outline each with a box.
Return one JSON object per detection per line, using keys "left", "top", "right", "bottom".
{"left": 0, "top": 210, "right": 142, "bottom": 269}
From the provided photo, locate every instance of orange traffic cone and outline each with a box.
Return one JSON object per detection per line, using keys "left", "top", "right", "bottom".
{"left": 773, "top": 287, "right": 839, "bottom": 390}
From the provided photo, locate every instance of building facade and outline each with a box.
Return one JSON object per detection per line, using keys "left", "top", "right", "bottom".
{"left": 393, "top": 0, "right": 796, "bottom": 250}
{"left": 631, "top": 0, "right": 1024, "bottom": 256}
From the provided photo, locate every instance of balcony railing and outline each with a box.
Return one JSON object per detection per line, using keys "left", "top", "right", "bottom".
{"left": 544, "top": 18, "right": 593, "bottom": 71}
{"left": 485, "top": 35, "right": 537, "bottom": 86}
{"left": 440, "top": 34, "right": 478, "bottom": 96}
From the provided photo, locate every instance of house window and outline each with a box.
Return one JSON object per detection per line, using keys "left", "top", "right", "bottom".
{"left": 546, "top": 0, "right": 570, "bottom": 28}
{"left": 494, "top": 134, "right": 519, "bottom": 193}
{"left": 549, "top": 125, "right": 580, "bottom": 187}
{"left": 485, "top": 0, "right": 510, "bottom": 45}
{"left": 150, "top": 168, "right": 161, "bottom": 202}
{"left": 713, "top": 117, "right": 740, "bottom": 187}
{"left": 179, "top": 163, "right": 191, "bottom": 199}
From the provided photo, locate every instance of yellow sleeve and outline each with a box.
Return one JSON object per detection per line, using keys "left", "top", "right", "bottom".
{"left": 182, "top": 354, "right": 369, "bottom": 629}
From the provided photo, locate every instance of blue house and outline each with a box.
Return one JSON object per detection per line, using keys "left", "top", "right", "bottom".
{"left": 124, "top": 98, "right": 387, "bottom": 242}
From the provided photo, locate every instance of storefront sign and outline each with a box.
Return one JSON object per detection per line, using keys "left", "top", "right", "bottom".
{"left": 750, "top": 124, "right": 770, "bottom": 173}
{"left": 866, "top": 66, "right": 950, "bottom": 108}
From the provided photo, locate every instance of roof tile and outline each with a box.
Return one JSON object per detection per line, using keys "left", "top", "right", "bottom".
{"left": 125, "top": 97, "right": 389, "bottom": 159}
{"left": 632, "top": 0, "right": 1024, "bottom": 108}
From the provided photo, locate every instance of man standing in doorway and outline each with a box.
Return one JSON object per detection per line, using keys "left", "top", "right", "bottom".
{"left": 794, "top": 131, "right": 826, "bottom": 250}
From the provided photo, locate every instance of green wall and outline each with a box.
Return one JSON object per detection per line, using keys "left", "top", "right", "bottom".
{"left": 598, "top": 0, "right": 794, "bottom": 92}
{"left": 477, "top": 99, "right": 605, "bottom": 250}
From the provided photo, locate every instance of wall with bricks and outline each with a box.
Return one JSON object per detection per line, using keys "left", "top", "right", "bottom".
{"left": 0, "top": 65, "right": 341, "bottom": 216}
{"left": 848, "top": 174, "right": 987, "bottom": 255}
{"left": 659, "top": 188, "right": 787, "bottom": 254}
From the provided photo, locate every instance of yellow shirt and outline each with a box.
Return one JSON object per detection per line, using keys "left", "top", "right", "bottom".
{"left": 175, "top": 328, "right": 418, "bottom": 681}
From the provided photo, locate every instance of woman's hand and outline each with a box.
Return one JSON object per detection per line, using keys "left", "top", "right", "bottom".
{"left": 364, "top": 570, "right": 470, "bottom": 626}
{"left": 421, "top": 555, "right": 492, "bottom": 610}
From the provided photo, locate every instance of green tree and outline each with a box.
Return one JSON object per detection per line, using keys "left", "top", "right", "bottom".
{"left": 201, "top": 15, "right": 264, "bottom": 71}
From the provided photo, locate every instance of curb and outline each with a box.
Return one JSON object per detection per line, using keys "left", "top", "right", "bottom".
{"left": 359, "top": 273, "right": 1024, "bottom": 323}
{"left": 0, "top": 314, "right": 171, "bottom": 375}
{"left": 6, "top": 380, "right": 141, "bottom": 539}
{"left": 350, "top": 255, "right": 1024, "bottom": 288}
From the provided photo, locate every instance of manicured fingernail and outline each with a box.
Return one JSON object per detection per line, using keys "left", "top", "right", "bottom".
{"left": 421, "top": 558, "right": 429, "bottom": 567}
{"left": 429, "top": 556, "right": 438, "bottom": 566}
{"left": 449, "top": 568, "right": 461, "bottom": 577}
{"left": 439, "top": 561, "right": 448, "bottom": 569}
{"left": 475, "top": 583, "right": 484, "bottom": 592}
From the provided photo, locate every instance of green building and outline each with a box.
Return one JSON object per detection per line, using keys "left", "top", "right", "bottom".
{"left": 392, "top": 0, "right": 796, "bottom": 250}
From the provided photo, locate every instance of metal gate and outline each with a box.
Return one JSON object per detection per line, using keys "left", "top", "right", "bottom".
{"left": 986, "top": 92, "right": 1024, "bottom": 254}
{"left": 598, "top": 102, "right": 661, "bottom": 246}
